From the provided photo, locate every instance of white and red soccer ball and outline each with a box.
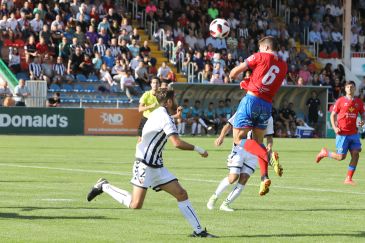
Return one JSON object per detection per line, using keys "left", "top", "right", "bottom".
{"left": 209, "top": 18, "right": 230, "bottom": 38}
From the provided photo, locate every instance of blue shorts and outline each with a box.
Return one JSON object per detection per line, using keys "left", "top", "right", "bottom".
{"left": 336, "top": 134, "right": 362, "bottom": 154}
{"left": 233, "top": 94, "right": 272, "bottom": 130}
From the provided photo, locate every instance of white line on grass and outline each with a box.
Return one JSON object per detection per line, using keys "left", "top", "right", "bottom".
{"left": 1, "top": 163, "right": 364, "bottom": 196}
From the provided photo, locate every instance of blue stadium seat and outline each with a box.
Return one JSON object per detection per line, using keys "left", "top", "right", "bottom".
{"left": 85, "top": 85, "right": 96, "bottom": 93}
{"left": 49, "top": 84, "right": 61, "bottom": 92}
{"left": 110, "top": 85, "right": 120, "bottom": 93}
{"left": 76, "top": 74, "right": 87, "bottom": 82}
{"left": 87, "top": 74, "right": 99, "bottom": 82}
{"left": 16, "top": 72, "right": 30, "bottom": 81}
{"left": 61, "top": 84, "right": 73, "bottom": 92}
{"left": 74, "top": 84, "right": 84, "bottom": 92}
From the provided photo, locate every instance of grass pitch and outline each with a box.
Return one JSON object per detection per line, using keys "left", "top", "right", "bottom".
{"left": 0, "top": 136, "right": 364, "bottom": 242}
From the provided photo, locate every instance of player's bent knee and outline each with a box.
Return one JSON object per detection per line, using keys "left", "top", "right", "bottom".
{"left": 176, "top": 188, "right": 188, "bottom": 201}
{"left": 228, "top": 174, "right": 239, "bottom": 184}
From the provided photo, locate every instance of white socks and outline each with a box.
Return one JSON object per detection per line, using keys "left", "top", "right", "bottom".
{"left": 102, "top": 183, "right": 132, "bottom": 208}
{"left": 214, "top": 177, "right": 230, "bottom": 197}
{"left": 192, "top": 122, "right": 197, "bottom": 135}
{"left": 178, "top": 199, "right": 203, "bottom": 233}
{"left": 181, "top": 122, "right": 186, "bottom": 134}
{"left": 177, "top": 123, "right": 182, "bottom": 134}
{"left": 198, "top": 118, "right": 208, "bottom": 128}
{"left": 225, "top": 184, "right": 244, "bottom": 204}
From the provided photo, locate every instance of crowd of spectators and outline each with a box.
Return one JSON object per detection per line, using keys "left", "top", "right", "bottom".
{"left": 139, "top": 0, "right": 361, "bottom": 101}
{"left": 0, "top": 0, "right": 178, "bottom": 102}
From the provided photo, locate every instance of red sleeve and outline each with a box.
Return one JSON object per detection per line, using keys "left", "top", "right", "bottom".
{"left": 245, "top": 53, "right": 260, "bottom": 69}
{"left": 332, "top": 98, "right": 341, "bottom": 113}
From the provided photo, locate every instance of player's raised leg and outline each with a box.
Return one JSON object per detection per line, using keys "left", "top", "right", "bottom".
{"left": 87, "top": 178, "right": 133, "bottom": 208}
{"left": 160, "top": 180, "right": 217, "bottom": 238}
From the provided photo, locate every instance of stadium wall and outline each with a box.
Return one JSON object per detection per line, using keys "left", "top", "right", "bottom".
{"left": 172, "top": 83, "right": 329, "bottom": 137}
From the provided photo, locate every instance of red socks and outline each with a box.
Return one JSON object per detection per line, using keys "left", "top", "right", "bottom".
{"left": 243, "top": 139, "right": 268, "bottom": 179}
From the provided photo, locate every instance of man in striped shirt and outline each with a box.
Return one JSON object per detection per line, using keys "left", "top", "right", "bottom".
{"left": 87, "top": 89, "right": 216, "bottom": 238}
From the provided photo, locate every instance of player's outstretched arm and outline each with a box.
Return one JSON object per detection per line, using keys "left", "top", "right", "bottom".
{"left": 229, "top": 62, "right": 248, "bottom": 80}
{"left": 215, "top": 123, "right": 232, "bottom": 146}
{"left": 169, "top": 134, "right": 208, "bottom": 157}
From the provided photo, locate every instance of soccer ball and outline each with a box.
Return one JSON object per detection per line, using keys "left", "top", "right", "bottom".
{"left": 209, "top": 18, "right": 230, "bottom": 38}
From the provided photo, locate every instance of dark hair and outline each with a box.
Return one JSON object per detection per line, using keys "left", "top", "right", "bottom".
{"left": 345, "top": 80, "right": 356, "bottom": 87}
{"left": 183, "top": 99, "right": 189, "bottom": 103}
{"left": 151, "top": 76, "right": 160, "bottom": 83}
{"left": 155, "top": 88, "right": 174, "bottom": 105}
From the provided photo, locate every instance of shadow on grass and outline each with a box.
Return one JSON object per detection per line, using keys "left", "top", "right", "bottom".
{"left": 0, "top": 212, "right": 116, "bottom": 220}
{"left": 222, "top": 231, "right": 365, "bottom": 238}
{"left": 234, "top": 208, "right": 365, "bottom": 212}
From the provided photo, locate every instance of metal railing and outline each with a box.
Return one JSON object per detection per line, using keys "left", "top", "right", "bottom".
{"left": 187, "top": 62, "right": 196, "bottom": 83}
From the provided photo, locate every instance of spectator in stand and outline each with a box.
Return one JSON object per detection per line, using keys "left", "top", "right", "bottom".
{"left": 8, "top": 47, "right": 21, "bottom": 73}
{"left": 36, "top": 36, "right": 49, "bottom": 60}
{"left": 86, "top": 25, "right": 99, "bottom": 46}
{"left": 332, "top": 77, "right": 343, "bottom": 100}
{"left": 157, "top": 62, "right": 172, "bottom": 83}
{"left": 278, "top": 46, "right": 289, "bottom": 62}
{"left": 53, "top": 56, "right": 73, "bottom": 85}
{"left": 135, "top": 61, "right": 150, "bottom": 91}
{"left": 30, "top": 13, "right": 43, "bottom": 37}
{"left": 298, "top": 64, "right": 311, "bottom": 85}
{"left": 103, "top": 49, "right": 115, "bottom": 70}
{"left": 0, "top": 81, "right": 13, "bottom": 106}
{"left": 79, "top": 54, "right": 94, "bottom": 76}
{"left": 93, "top": 37, "right": 107, "bottom": 57}
{"left": 68, "top": 47, "right": 84, "bottom": 75}
{"left": 127, "top": 39, "right": 140, "bottom": 58}
{"left": 120, "top": 70, "right": 136, "bottom": 103}
{"left": 13, "top": 79, "right": 31, "bottom": 106}
{"left": 100, "top": 63, "right": 117, "bottom": 88}
{"left": 41, "top": 55, "right": 54, "bottom": 85}
{"left": 111, "top": 59, "right": 125, "bottom": 83}
{"left": 25, "top": 35, "right": 38, "bottom": 63}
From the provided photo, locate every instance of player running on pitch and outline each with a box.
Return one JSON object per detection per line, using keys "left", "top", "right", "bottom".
{"left": 207, "top": 114, "right": 282, "bottom": 211}
{"left": 316, "top": 81, "right": 365, "bottom": 185}
{"left": 229, "top": 36, "right": 287, "bottom": 195}
{"left": 87, "top": 89, "right": 216, "bottom": 238}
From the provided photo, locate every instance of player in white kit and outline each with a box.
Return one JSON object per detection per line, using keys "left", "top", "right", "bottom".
{"left": 207, "top": 114, "right": 282, "bottom": 211}
{"left": 87, "top": 89, "right": 216, "bottom": 238}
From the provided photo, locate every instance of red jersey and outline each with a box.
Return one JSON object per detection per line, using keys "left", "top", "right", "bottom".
{"left": 332, "top": 96, "right": 365, "bottom": 135}
{"left": 245, "top": 52, "right": 287, "bottom": 103}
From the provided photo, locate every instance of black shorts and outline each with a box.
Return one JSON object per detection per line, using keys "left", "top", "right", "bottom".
{"left": 138, "top": 116, "right": 148, "bottom": 136}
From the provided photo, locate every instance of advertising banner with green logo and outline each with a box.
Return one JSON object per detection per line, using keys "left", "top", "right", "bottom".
{"left": 0, "top": 107, "right": 84, "bottom": 134}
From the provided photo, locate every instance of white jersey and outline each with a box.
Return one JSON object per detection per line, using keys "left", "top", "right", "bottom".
{"left": 136, "top": 107, "right": 178, "bottom": 168}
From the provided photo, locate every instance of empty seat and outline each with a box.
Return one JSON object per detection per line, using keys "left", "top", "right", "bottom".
{"left": 87, "top": 74, "right": 99, "bottom": 82}
{"left": 85, "top": 85, "right": 96, "bottom": 93}
{"left": 74, "top": 84, "right": 84, "bottom": 92}
{"left": 76, "top": 74, "right": 87, "bottom": 82}
{"left": 61, "top": 84, "right": 73, "bottom": 92}
{"left": 49, "top": 84, "right": 61, "bottom": 92}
